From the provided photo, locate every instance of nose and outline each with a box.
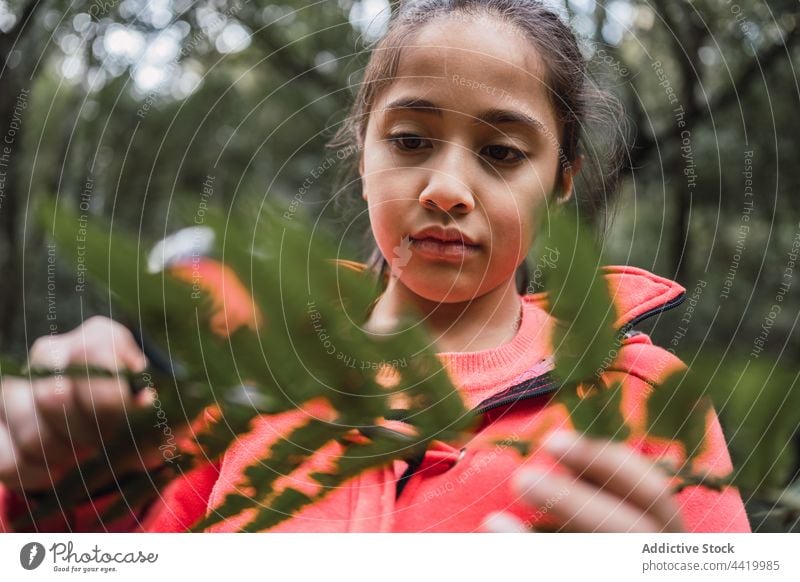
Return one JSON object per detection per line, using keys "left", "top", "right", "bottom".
{"left": 418, "top": 146, "right": 476, "bottom": 214}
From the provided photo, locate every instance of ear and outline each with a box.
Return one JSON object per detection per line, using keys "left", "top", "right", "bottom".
{"left": 556, "top": 154, "right": 583, "bottom": 204}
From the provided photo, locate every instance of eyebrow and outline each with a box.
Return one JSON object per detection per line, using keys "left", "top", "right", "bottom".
{"left": 383, "top": 97, "right": 547, "bottom": 137}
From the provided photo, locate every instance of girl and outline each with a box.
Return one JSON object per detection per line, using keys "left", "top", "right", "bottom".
{"left": 0, "top": 0, "right": 750, "bottom": 532}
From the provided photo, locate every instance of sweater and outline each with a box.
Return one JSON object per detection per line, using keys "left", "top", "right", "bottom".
{"left": 0, "top": 264, "right": 752, "bottom": 532}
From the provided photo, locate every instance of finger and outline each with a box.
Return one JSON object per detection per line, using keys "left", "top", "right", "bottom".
{"left": 28, "top": 335, "right": 70, "bottom": 369}
{"left": 31, "top": 375, "right": 98, "bottom": 444}
{"left": 74, "top": 316, "right": 148, "bottom": 373}
{"left": 109, "top": 325, "right": 149, "bottom": 375}
{"left": 0, "top": 417, "right": 56, "bottom": 491}
{"left": 541, "top": 431, "right": 684, "bottom": 531}
{"left": 30, "top": 319, "right": 148, "bottom": 375}
{"left": 63, "top": 325, "right": 137, "bottom": 427}
{"left": 61, "top": 337, "right": 133, "bottom": 427}
{"left": 0, "top": 413, "right": 28, "bottom": 487}
{"left": 0, "top": 378, "right": 69, "bottom": 466}
{"left": 482, "top": 511, "right": 530, "bottom": 533}
{"left": 28, "top": 327, "right": 137, "bottom": 440}
{"left": 26, "top": 336, "right": 98, "bottom": 443}
{"left": 71, "top": 377, "right": 135, "bottom": 441}
{"left": 514, "top": 467, "right": 665, "bottom": 532}
{"left": 136, "top": 386, "right": 156, "bottom": 408}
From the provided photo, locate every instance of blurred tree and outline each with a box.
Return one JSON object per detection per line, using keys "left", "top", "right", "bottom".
{"left": 0, "top": 0, "right": 56, "bottom": 345}
{"left": 1, "top": 0, "right": 364, "bottom": 350}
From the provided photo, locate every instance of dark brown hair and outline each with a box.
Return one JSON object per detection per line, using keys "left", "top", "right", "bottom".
{"left": 328, "top": 0, "right": 627, "bottom": 293}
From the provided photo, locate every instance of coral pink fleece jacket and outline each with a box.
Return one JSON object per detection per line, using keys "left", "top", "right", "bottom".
{"left": 1, "top": 265, "right": 751, "bottom": 533}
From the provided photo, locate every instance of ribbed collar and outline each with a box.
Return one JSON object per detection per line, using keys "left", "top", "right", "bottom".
{"left": 331, "top": 260, "right": 687, "bottom": 411}
{"left": 435, "top": 296, "right": 553, "bottom": 409}
{"left": 431, "top": 265, "right": 688, "bottom": 409}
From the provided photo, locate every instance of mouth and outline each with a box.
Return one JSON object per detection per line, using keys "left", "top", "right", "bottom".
{"left": 407, "top": 228, "right": 481, "bottom": 263}
{"left": 410, "top": 226, "right": 479, "bottom": 245}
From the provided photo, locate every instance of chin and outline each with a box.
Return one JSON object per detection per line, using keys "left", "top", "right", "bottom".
{"left": 402, "top": 274, "right": 487, "bottom": 304}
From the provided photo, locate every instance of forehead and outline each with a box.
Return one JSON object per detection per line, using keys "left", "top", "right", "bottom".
{"left": 374, "top": 14, "right": 557, "bottom": 130}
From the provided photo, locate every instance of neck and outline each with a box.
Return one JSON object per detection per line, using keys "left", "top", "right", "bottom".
{"left": 364, "top": 275, "right": 523, "bottom": 353}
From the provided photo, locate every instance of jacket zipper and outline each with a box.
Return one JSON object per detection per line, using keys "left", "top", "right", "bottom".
{"left": 472, "top": 376, "right": 558, "bottom": 415}
{"left": 619, "top": 292, "right": 686, "bottom": 335}
{"left": 394, "top": 290, "right": 686, "bottom": 498}
{"left": 394, "top": 378, "right": 560, "bottom": 499}
{"left": 472, "top": 290, "right": 687, "bottom": 415}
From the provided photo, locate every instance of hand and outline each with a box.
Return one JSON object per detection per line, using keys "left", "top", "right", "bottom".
{"left": 0, "top": 316, "right": 154, "bottom": 492}
{"left": 483, "top": 430, "right": 686, "bottom": 533}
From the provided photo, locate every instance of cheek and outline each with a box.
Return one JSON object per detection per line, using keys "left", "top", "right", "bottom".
{"left": 364, "top": 171, "right": 413, "bottom": 217}
{"left": 363, "top": 176, "right": 410, "bottom": 254}
{"left": 366, "top": 199, "right": 395, "bottom": 241}
{"left": 362, "top": 154, "right": 422, "bottom": 220}
{"left": 484, "top": 190, "right": 541, "bottom": 251}
{"left": 361, "top": 143, "right": 414, "bottom": 255}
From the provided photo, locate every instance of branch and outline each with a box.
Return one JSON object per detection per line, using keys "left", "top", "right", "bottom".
{"left": 254, "top": 28, "right": 344, "bottom": 99}
{"left": 708, "top": 21, "right": 800, "bottom": 116}
{"left": 6, "top": 0, "right": 46, "bottom": 39}
{"left": 593, "top": 1, "right": 607, "bottom": 45}
{"left": 0, "top": 0, "right": 48, "bottom": 73}
{"left": 651, "top": 0, "right": 688, "bottom": 71}
{"left": 626, "top": 18, "right": 800, "bottom": 173}
{"left": 617, "top": 0, "right": 693, "bottom": 174}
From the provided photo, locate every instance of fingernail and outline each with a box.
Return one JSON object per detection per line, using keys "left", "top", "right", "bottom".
{"left": 542, "top": 430, "right": 579, "bottom": 456}
{"left": 483, "top": 511, "right": 528, "bottom": 533}
{"left": 514, "top": 468, "right": 547, "bottom": 492}
{"left": 134, "top": 355, "right": 149, "bottom": 373}
{"left": 137, "top": 388, "right": 156, "bottom": 407}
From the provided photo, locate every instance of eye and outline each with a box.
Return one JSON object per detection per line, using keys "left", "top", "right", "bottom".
{"left": 387, "top": 132, "right": 431, "bottom": 151}
{"left": 482, "top": 144, "right": 527, "bottom": 164}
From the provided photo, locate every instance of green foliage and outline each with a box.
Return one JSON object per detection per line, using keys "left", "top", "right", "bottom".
{"left": 563, "top": 381, "right": 630, "bottom": 442}
{"left": 535, "top": 211, "right": 620, "bottom": 385}
{"left": 645, "top": 368, "right": 712, "bottom": 464}
{"left": 533, "top": 210, "right": 799, "bottom": 510}
{"left": 531, "top": 210, "right": 628, "bottom": 442}
{"left": 694, "top": 357, "right": 800, "bottom": 492}
{"left": 3, "top": 202, "right": 798, "bottom": 532}
{"left": 20, "top": 199, "right": 471, "bottom": 531}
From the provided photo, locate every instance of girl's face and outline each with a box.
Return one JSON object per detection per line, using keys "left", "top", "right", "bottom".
{"left": 360, "top": 15, "right": 574, "bottom": 303}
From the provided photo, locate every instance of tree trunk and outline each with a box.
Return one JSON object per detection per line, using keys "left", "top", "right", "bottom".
{"left": 0, "top": 70, "right": 25, "bottom": 348}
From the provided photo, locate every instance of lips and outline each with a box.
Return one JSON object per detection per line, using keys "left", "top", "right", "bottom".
{"left": 408, "top": 226, "right": 480, "bottom": 262}
{"left": 410, "top": 226, "right": 479, "bottom": 246}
